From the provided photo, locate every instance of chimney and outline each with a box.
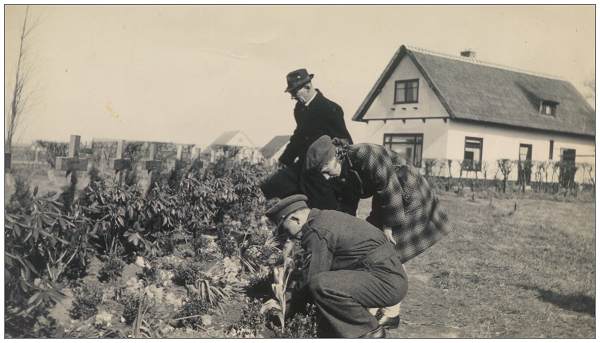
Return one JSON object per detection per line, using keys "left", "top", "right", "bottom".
{"left": 460, "top": 49, "right": 476, "bottom": 58}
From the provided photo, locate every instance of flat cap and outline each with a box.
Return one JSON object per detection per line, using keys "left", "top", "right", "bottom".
{"left": 265, "top": 194, "right": 309, "bottom": 228}
{"left": 304, "top": 135, "right": 336, "bottom": 172}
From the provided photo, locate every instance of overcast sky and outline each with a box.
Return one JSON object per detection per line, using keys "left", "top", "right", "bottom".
{"left": 5, "top": 5, "right": 595, "bottom": 147}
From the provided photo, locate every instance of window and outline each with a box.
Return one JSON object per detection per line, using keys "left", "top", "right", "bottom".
{"left": 383, "top": 133, "right": 423, "bottom": 167}
{"left": 549, "top": 140, "right": 554, "bottom": 160}
{"left": 539, "top": 100, "right": 558, "bottom": 116}
{"left": 463, "top": 137, "right": 483, "bottom": 171}
{"left": 394, "top": 79, "right": 419, "bottom": 104}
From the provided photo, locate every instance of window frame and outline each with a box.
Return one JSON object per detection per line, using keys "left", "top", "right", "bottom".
{"left": 394, "top": 79, "right": 420, "bottom": 104}
{"left": 539, "top": 100, "right": 558, "bottom": 116}
{"left": 383, "top": 133, "right": 424, "bottom": 167}
{"left": 463, "top": 136, "right": 484, "bottom": 172}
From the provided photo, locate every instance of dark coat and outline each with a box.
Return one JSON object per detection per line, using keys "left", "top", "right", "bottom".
{"left": 278, "top": 90, "right": 352, "bottom": 166}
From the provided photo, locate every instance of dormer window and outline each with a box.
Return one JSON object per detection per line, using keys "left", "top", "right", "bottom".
{"left": 539, "top": 100, "right": 558, "bottom": 116}
{"left": 394, "top": 79, "right": 419, "bottom": 104}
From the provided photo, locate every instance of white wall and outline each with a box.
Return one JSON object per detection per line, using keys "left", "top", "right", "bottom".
{"left": 358, "top": 118, "right": 450, "bottom": 159}
{"left": 362, "top": 55, "right": 449, "bottom": 120}
{"left": 445, "top": 121, "right": 595, "bottom": 183}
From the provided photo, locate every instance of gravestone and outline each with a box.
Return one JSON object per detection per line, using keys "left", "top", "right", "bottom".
{"left": 140, "top": 143, "right": 161, "bottom": 195}
{"left": 110, "top": 140, "right": 131, "bottom": 185}
{"left": 48, "top": 135, "right": 90, "bottom": 192}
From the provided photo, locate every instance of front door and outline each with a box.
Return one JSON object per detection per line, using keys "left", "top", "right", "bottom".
{"left": 518, "top": 144, "right": 532, "bottom": 185}
{"left": 559, "top": 148, "right": 576, "bottom": 187}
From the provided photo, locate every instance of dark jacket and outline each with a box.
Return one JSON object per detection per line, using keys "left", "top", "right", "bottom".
{"left": 300, "top": 209, "right": 403, "bottom": 285}
{"left": 333, "top": 143, "right": 452, "bottom": 263}
{"left": 279, "top": 90, "right": 352, "bottom": 166}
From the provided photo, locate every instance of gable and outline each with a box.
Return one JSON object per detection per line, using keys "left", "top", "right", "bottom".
{"left": 354, "top": 45, "right": 595, "bottom": 138}
{"left": 362, "top": 53, "right": 449, "bottom": 121}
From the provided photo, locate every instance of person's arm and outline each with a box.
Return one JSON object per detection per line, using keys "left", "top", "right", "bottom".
{"left": 359, "top": 145, "right": 407, "bottom": 230}
{"left": 324, "top": 104, "right": 353, "bottom": 144}
{"left": 300, "top": 229, "right": 334, "bottom": 286}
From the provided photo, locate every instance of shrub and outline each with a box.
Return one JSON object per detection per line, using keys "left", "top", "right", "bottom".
{"left": 70, "top": 284, "right": 104, "bottom": 320}
{"left": 275, "top": 304, "right": 318, "bottom": 338}
{"left": 226, "top": 299, "right": 266, "bottom": 338}
{"left": 176, "top": 294, "right": 211, "bottom": 329}
{"left": 98, "top": 255, "right": 126, "bottom": 282}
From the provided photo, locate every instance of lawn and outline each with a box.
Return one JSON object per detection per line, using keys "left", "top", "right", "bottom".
{"left": 357, "top": 192, "right": 595, "bottom": 338}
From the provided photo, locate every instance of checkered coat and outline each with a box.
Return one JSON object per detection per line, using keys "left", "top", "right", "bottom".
{"left": 339, "top": 143, "right": 451, "bottom": 263}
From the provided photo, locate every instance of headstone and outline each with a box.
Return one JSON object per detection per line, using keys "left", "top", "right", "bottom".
{"left": 110, "top": 140, "right": 131, "bottom": 185}
{"left": 50, "top": 135, "right": 90, "bottom": 192}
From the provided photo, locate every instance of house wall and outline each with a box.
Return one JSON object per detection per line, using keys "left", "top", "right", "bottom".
{"left": 363, "top": 56, "right": 449, "bottom": 120}
{"left": 445, "top": 120, "right": 595, "bottom": 183}
{"left": 359, "top": 119, "right": 449, "bottom": 159}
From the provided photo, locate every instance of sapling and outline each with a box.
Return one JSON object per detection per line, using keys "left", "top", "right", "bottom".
{"left": 260, "top": 252, "right": 295, "bottom": 333}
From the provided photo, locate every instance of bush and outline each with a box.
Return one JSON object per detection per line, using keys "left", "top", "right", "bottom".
{"left": 70, "top": 284, "right": 104, "bottom": 320}
{"left": 98, "top": 255, "right": 126, "bottom": 282}
{"left": 226, "top": 299, "right": 266, "bottom": 338}
{"left": 176, "top": 294, "right": 211, "bottom": 329}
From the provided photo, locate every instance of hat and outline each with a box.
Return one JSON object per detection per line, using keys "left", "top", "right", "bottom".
{"left": 304, "top": 135, "right": 336, "bottom": 172}
{"left": 265, "top": 194, "right": 309, "bottom": 229}
{"left": 285, "top": 68, "right": 314, "bottom": 93}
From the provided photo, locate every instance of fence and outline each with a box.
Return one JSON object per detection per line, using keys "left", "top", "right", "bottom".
{"left": 418, "top": 158, "right": 595, "bottom": 195}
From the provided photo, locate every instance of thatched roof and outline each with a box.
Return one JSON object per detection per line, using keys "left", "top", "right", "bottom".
{"left": 353, "top": 45, "right": 595, "bottom": 137}
{"left": 260, "top": 135, "right": 291, "bottom": 159}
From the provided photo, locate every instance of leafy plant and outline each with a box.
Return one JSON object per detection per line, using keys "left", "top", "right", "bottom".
{"left": 226, "top": 299, "right": 266, "bottom": 338}
{"left": 98, "top": 254, "right": 126, "bottom": 282}
{"left": 274, "top": 303, "right": 318, "bottom": 338}
{"left": 70, "top": 284, "right": 104, "bottom": 320}
{"left": 260, "top": 257, "right": 295, "bottom": 333}
{"left": 175, "top": 293, "right": 211, "bottom": 329}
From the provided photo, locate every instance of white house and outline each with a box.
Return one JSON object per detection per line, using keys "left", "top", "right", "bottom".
{"left": 353, "top": 45, "right": 595, "bottom": 184}
{"left": 260, "top": 135, "right": 291, "bottom": 166}
{"left": 203, "top": 130, "right": 263, "bottom": 163}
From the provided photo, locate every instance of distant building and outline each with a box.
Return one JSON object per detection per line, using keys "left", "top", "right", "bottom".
{"left": 260, "top": 135, "right": 291, "bottom": 166}
{"left": 353, "top": 45, "right": 595, "bottom": 184}
{"left": 203, "top": 130, "right": 263, "bottom": 163}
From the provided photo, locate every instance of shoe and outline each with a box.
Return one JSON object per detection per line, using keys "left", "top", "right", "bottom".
{"left": 378, "top": 314, "right": 400, "bottom": 329}
{"left": 359, "top": 325, "right": 386, "bottom": 338}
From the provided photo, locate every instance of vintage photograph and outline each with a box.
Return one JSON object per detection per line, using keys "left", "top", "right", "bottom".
{"left": 3, "top": 4, "right": 595, "bottom": 339}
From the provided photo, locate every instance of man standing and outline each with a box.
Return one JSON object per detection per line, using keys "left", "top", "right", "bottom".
{"left": 260, "top": 68, "right": 353, "bottom": 210}
{"left": 265, "top": 194, "right": 408, "bottom": 338}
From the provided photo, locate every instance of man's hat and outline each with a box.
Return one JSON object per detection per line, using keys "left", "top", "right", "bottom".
{"left": 304, "top": 135, "right": 336, "bottom": 172}
{"left": 285, "top": 68, "right": 314, "bottom": 93}
{"left": 265, "top": 194, "right": 309, "bottom": 229}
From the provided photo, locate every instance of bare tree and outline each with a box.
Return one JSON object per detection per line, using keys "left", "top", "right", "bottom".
{"left": 6, "top": 6, "right": 35, "bottom": 154}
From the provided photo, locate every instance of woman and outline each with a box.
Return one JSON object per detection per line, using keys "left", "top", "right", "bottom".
{"left": 304, "top": 135, "right": 452, "bottom": 328}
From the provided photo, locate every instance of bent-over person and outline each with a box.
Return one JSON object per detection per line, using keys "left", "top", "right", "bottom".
{"left": 304, "top": 135, "right": 452, "bottom": 328}
{"left": 265, "top": 194, "right": 408, "bottom": 338}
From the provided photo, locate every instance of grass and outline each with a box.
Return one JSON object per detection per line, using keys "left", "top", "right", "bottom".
{"left": 355, "top": 191, "right": 595, "bottom": 338}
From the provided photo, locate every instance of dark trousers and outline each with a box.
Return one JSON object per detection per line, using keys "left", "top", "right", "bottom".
{"left": 308, "top": 259, "right": 408, "bottom": 338}
{"left": 260, "top": 162, "right": 338, "bottom": 210}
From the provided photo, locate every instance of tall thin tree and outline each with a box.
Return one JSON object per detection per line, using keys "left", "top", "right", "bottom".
{"left": 6, "top": 6, "right": 32, "bottom": 155}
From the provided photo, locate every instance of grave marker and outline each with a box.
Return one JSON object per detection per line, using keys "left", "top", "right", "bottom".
{"left": 111, "top": 140, "right": 131, "bottom": 185}
{"left": 55, "top": 135, "right": 88, "bottom": 173}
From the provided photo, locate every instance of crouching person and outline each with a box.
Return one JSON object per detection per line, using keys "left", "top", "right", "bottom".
{"left": 265, "top": 194, "right": 408, "bottom": 338}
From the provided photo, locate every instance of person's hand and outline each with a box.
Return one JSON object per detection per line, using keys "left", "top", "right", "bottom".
{"left": 383, "top": 227, "right": 397, "bottom": 244}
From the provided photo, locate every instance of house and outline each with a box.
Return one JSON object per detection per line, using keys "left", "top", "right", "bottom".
{"left": 353, "top": 45, "right": 595, "bottom": 184}
{"left": 260, "top": 135, "right": 291, "bottom": 166}
{"left": 203, "top": 130, "right": 263, "bottom": 163}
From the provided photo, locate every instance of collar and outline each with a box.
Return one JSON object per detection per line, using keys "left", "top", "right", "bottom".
{"left": 303, "top": 89, "right": 319, "bottom": 107}
{"left": 299, "top": 208, "right": 320, "bottom": 238}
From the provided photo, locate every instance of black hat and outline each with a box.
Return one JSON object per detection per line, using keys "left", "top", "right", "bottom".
{"left": 265, "top": 194, "right": 309, "bottom": 229}
{"left": 285, "top": 68, "right": 314, "bottom": 93}
{"left": 304, "top": 135, "right": 336, "bottom": 172}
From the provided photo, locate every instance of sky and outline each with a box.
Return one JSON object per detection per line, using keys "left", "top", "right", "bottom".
{"left": 4, "top": 5, "right": 595, "bottom": 148}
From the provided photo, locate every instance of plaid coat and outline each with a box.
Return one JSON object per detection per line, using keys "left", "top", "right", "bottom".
{"left": 335, "top": 143, "right": 451, "bottom": 263}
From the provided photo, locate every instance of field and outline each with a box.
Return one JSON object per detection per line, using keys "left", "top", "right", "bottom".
{"left": 4, "top": 160, "right": 595, "bottom": 339}
{"left": 376, "top": 193, "right": 595, "bottom": 338}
